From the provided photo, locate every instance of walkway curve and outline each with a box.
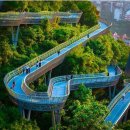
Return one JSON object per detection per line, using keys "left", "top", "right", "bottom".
{"left": 3, "top": 15, "right": 129, "bottom": 125}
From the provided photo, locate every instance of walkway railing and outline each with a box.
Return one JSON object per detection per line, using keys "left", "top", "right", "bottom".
{"left": 108, "top": 79, "right": 130, "bottom": 111}
{"left": 0, "top": 11, "right": 82, "bottom": 17}
{"left": 0, "top": 11, "right": 82, "bottom": 25}
{"left": 4, "top": 23, "right": 99, "bottom": 102}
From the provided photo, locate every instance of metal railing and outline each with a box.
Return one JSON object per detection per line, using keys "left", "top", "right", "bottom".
{"left": 108, "top": 79, "right": 130, "bottom": 111}
{"left": 4, "top": 22, "right": 99, "bottom": 104}
{"left": 4, "top": 18, "right": 116, "bottom": 110}
{"left": 0, "top": 11, "right": 82, "bottom": 22}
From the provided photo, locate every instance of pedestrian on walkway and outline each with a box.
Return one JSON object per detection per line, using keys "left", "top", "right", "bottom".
{"left": 22, "top": 66, "right": 26, "bottom": 74}
{"left": 87, "top": 34, "right": 89, "bottom": 38}
{"left": 26, "top": 66, "right": 29, "bottom": 74}
{"left": 57, "top": 50, "right": 60, "bottom": 55}
{"left": 11, "top": 81, "right": 15, "bottom": 89}
{"left": 28, "top": 66, "right": 30, "bottom": 73}
{"left": 122, "top": 93, "right": 125, "bottom": 100}
{"left": 36, "top": 61, "right": 39, "bottom": 68}
{"left": 39, "top": 59, "right": 41, "bottom": 67}
{"left": 66, "top": 75, "right": 68, "bottom": 81}
{"left": 70, "top": 74, "right": 73, "bottom": 79}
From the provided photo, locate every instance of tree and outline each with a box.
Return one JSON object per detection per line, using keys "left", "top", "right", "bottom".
{"left": 9, "top": 119, "right": 40, "bottom": 130}
{"left": 76, "top": 1, "right": 99, "bottom": 26}
{"left": 115, "top": 120, "right": 130, "bottom": 130}
{"left": 60, "top": 85, "right": 111, "bottom": 130}
{"left": 52, "top": 27, "right": 73, "bottom": 43}
{"left": 0, "top": 40, "right": 13, "bottom": 65}
{"left": 2, "top": 1, "right": 28, "bottom": 11}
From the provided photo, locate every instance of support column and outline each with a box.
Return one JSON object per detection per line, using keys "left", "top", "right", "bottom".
{"left": 48, "top": 70, "right": 52, "bottom": 83}
{"left": 44, "top": 74, "right": 47, "bottom": 85}
{"left": 18, "top": 107, "right": 25, "bottom": 118}
{"left": 109, "top": 86, "right": 112, "bottom": 100}
{"left": 22, "top": 109, "right": 25, "bottom": 119}
{"left": 12, "top": 26, "right": 20, "bottom": 47}
{"left": 112, "top": 86, "right": 116, "bottom": 98}
{"left": 109, "top": 86, "right": 116, "bottom": 100}
{"left": 54, "top": 110, "right": 61, "bottom": 125}
{"left": 27, "top": 110, "right": 31, "bottom": 121}
{"left": 52, "top": 111, "right": 56, "bottom": 130}
{"left": 124, "top": 110, "right": 128, "bottom": 122}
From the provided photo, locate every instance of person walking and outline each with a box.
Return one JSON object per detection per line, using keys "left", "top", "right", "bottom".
{"left": 26, "top": 66, "right": 29, "bottom": 74}
{"left": 22, "top": 66, "right": 26, "bottom": 74}
{"left": 39, "top": 60, "right": 41, "bottom": 67}
{"left": 11, "top": 81, "right": 15, "bottom": 89}
{"left": 122, "top": 93, "right": 125, "bottom": 100}
{"left": 57, "top": 50, "right": 60, "bottom": 55}
{"left": 70, "top": 74, "right": 73, "bottom": 79}
{"left": 36, "top": 61, "right": 39, "bottom": 68}
{"left": 28, "top": 66, "right": 30, "bottom": 73}
{"left": 66, "top": 75, "right": 68, "bottom": 81}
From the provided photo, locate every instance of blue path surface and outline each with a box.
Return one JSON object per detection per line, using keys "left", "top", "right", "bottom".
{"left": 108, "top": 66, "right": 116, "bottom": 76}
{"left": 7, "top": 21, "right": 130, "bottom": 125}
{"left": 105, "top": 92, "right": 130, "bottom": 124}
{"left": 8, "top": 22, "right": 108, "bottom": 96}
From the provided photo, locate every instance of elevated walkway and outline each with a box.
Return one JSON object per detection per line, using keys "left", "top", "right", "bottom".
{"left": 3, "top": 13, "right": 129, "bottom": 126}
{"left": 105, "top": 79, "right": 130, "bottom": 125}
{"left": 4, "top": 20, "right": 113, "bottom": 110}
{"left": 0, "top": 11, "right": 82, "bottom": 26}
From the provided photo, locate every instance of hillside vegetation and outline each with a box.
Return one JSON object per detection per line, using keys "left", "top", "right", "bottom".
{"left": 0, "top": 1, "right": 130, "bottom": 130}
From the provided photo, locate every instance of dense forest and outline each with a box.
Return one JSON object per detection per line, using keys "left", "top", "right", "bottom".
{"left": 0, "top": 1, "right": 130, "bottom": 130}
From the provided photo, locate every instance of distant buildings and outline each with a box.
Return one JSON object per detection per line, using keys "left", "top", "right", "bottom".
{"left": 92, "top": 1, "right": 130, "bottom": 21}
{"left": 113, "top": 32, "right": 130, "bottom": 46}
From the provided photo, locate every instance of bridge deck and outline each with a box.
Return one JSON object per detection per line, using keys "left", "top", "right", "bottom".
{"left": 6, "top": 20, "right": 129, "bottom": 125}
{"left": 105, "top": 92, "right": 130, "bottom": 124}
{"left": 8, "top": 22, "right": 107, "bottom": 95}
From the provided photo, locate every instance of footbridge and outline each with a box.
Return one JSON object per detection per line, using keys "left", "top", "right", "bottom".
{"left": 0, "top": 11, "right": 82, "bottom": 26}
{"left": 0, "top": 11, "right": 82, "bottom": 46}
{"left": 3, "top": 12, "right": 129, "bottom": 126}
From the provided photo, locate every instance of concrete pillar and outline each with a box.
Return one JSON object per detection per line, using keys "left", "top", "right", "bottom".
{"left": 18, "top": 107, "right": 25, "bottom": 118}
{"left": 55, "top": 110, "right": 61, "bottom": 125}
{"left": 52, "top": 111, "right": 56, "bottom": 130}
{"left": 112, "top": 86, "right": 116, "bottom": 98}
{"left": 27, "top": 110, "right": 31, "bottom": 121}
{"left": 12, "top": 26, "right": 20, "bottom": 47}
{"left": 48, "top": 70, "right": 52, "bottom": 84}
{"left": 109, "top": 86, "right": 112, "bottom": 100}
{"left": 44, "top": 74, "right": 47, "bottom": 85}
{"left": 22, "top": 109, "right": 25, "bottom": 119}
{"left": 124, "top": 110, "right": 128, "bottom": 122}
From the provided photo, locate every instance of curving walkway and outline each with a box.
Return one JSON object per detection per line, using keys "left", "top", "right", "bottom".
{"left": 3, "top": 16, "right": 129, "bottom": 126}
{"left": 7, "top": 22, "right": 108, "bottom": 96}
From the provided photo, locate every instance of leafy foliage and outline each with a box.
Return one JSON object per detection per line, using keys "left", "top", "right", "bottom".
{"left": 59, "top": 84, "right": 111, "bottom": 130}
